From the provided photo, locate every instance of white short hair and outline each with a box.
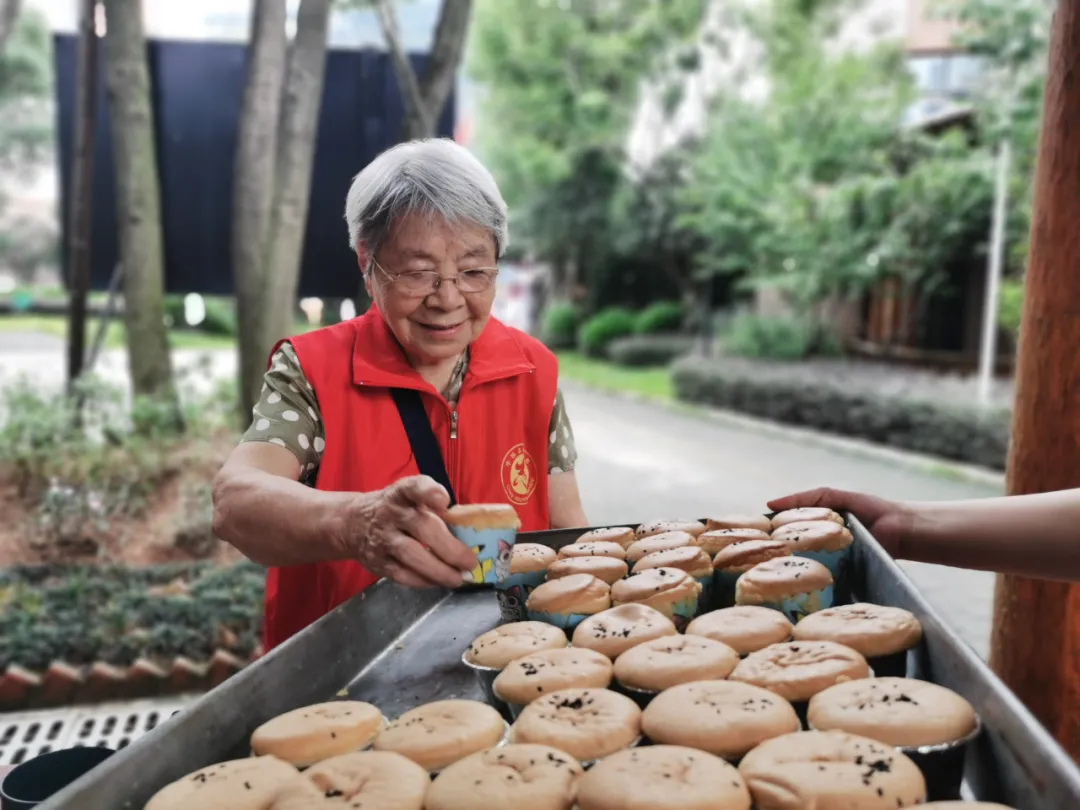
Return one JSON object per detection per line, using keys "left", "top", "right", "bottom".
{"left": 344, "top": 138, "right": 509, "bottom": 258}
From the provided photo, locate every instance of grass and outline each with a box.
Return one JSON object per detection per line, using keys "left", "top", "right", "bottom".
{"left": 556, "top": 351, "right": 674, "bottom": 401}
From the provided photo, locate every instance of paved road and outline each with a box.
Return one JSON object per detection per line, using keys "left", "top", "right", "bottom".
{"left": 0, "top": 336, "right": 1002, "bottom": 656}
{"left": 563, "top": 382, "right": 1001, "bottom": 658}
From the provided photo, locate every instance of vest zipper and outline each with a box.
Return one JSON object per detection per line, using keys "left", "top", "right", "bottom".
{"left": 450, "top": 408, "right": 458, "bottom": 439}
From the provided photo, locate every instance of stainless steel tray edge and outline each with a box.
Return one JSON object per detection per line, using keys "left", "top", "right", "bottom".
{"left": 850, "top": 514, "right": 1080, "bottom": 809}
{"left": 37, "top": 581, "right": 457, "bottom": 810}
{"left": 38, "top": 518, "right": 1080, "bottom": 810}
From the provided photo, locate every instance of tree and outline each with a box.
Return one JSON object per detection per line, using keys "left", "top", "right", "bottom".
{"left": 0, "top": 0, "right": 22, "bottom": 58}
{"left": 101, "top": 0, "right": 180, "bottom": 420}
{"left": 372, "top": 0, "right": 473, "bottom": 140}
{"left": 231, "top": 0, "right": 332, "bottom": 423}
{"left": 233, "top": 0, "right": 287, "bottom": 420}
{"left": 467, "top": 0, "right": 709, "bottom": 300}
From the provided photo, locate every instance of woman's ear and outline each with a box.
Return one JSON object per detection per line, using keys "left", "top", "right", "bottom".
{"left": 356, "top": 242, "right": 375, "bottom": 300}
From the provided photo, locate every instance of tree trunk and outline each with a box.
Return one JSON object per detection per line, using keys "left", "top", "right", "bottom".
{"left": 374, "top": 0, "right": 473, "bottom": 141}
{"left": 102, "top": 0, "right": 179, "bottom": 417}
{"left": 66, "top": 0, "right": 99, "bottom": 393}
{"left": 233, "top": 0, "right": 287, "bottom": 424}
{"left": 990, "top": 0, "right": 1080, "bottom": 759}
{"left": 259, "top": 0, "right": 332, "bottom": 350}
{"left": 0, "top": 0, "right": 23, "bottom": 58}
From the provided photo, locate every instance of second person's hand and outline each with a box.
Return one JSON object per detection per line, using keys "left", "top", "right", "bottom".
{"left": 767, "top": 486, "right": 916, "bottom": 558}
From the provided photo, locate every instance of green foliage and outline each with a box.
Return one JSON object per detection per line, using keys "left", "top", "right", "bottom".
{"left": 607, "top": 334, "right": 695, "bottom": 368}
{"left": 164, "top": 296, "right": 239, "bottom": 337}
{"left": 721, "top": 314, "right": 812, "bottom": 360}
{"left": 634, "top": 301, "right": 684, "bottom": 335}
{"left": 0, "top": 562, "right": 265, "bottom": 670}
{"left": 0, "top": 370, "right": 234, "bottom": 553}
{"left": 672, "top": 355, "right": 1010, "bottom": 469}
{"left": 468, "top": 0, "right": 709, "bottom": 296}
{"left": 998, "top": 277, "right": 1024, "bottom": 334}
{"left": 540, "top": 302, "right": 579, "bottom": 350}
{"left": 577, "top": 307, "right": 637, "bottom": 358}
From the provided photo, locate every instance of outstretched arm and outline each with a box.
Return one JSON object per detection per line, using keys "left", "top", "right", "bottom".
{"left": 767, "top": 487, "right": 1080, "bottom": 582}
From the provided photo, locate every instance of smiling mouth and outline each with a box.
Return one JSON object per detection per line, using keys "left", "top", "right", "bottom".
{"left": 418, "top": 322, "right": 466, "bottom": 333}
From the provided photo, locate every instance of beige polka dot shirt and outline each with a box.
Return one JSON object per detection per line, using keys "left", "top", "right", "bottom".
{"left": 241, "top": 342, "right": 578, "bottom": 486}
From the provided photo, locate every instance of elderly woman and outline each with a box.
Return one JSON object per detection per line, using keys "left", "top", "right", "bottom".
{"left": 213, "top": 139, "right": 589, "bottom": 649}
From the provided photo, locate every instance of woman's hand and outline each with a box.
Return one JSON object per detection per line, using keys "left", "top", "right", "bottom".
{"left": 342, "top": 475, "right": 479, "bottom": 589}
{"left": 767, "top": 487, "right": 916, "bottom": 558}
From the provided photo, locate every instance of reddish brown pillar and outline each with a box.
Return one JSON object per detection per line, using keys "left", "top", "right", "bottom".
{"left": 990, "top": 1, "right": 1080, "bottom": 760}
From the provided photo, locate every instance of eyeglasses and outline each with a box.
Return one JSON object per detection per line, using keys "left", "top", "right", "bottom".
{"left": 370, "top": 258, "right": 499, "bottom": 298}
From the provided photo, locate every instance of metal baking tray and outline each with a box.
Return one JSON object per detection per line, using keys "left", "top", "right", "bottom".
{"left": 38, "top": 516, "right": 1080, "bottom": 810}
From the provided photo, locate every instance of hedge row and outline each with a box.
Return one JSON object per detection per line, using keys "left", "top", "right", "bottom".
{"left": 671, "top": 356, "right": 1010, "bottom": 470}
{"left": 0, "top": 561, "right": 265, "bottom": 671}
{"left": 607, "top": 335, "right": 695, "bottom": 367}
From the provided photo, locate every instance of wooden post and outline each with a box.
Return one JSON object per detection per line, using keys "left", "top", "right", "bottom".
{"left": 990, "top": 0, "right": 1080, "bottom": 760}
{"left": 65, "top": 0, "right": 100, "bottom": 390}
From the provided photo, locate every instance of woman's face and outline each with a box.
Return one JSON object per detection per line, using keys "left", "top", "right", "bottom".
{"left": 362, "top": 214, "right": 498, "bottom": 366}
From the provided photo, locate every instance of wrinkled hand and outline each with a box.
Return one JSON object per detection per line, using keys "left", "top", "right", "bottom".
{"left": 767, "top": 487, "right": 915, "bottom": 558}
{"left": 344, "top": 475, "right": 477, "bottom": 589}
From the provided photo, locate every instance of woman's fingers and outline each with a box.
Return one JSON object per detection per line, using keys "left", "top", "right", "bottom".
{"left": 381, "top": 560, "right": 442, "bottom": 590}
{"left": 408, "top": 507, "right": 478, "bottom": 574}
{"left": 388, "top": 530, "right": 467, "bottom": 589}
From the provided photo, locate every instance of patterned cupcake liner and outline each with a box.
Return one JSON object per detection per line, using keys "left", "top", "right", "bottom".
{"left": 446, "top": 524, "right": 518, "bottom": 585}
{"left": 750, "top": 585, "right": 834, "bottom": 625}
{"left": 791, "top": 546, "right": 852, "bottom": 603}
{"left": 495, "top": 570, "right": 547, "bottom": 623}
{"left": 526, "top": 609, "right": 595, "bottom": 632}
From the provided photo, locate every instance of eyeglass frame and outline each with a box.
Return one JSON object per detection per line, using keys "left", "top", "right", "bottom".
{"left": 367, "top": 256, "right": 500, "bottom": 298}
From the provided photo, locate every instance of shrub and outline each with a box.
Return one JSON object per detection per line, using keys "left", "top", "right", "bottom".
{"left": 721, "top": 314, "right": 814, "bottom": 360}
{"left": 0, "top": 562, "right": 265, "bottom": 670}
{"left": 670, "top": 356, "right": 1010, "bottom": 470}
{"left": 634, "top": 301, "right": 684, "bottom": 335}
{"left": 607, "top": 334, "right": 695, "bottom": 367}
{"left": 200, "top": 297, "right": 238, "bottom": 337}
{"left": 578, "top": 308, "right": 637, "bottom": 358}
{"left": 540, "top": 302, "right": 579, "bottom": 349}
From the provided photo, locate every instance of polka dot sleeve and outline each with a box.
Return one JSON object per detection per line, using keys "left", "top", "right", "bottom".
{"left": 240, "top": 342, "right": 325, "bottom": 483}
{"left": 548, "top": 387, "right": 578, "bottom": 474}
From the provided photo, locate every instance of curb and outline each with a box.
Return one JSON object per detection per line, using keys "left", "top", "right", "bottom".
{"left": 561, "top": 380, "right": 1006, "bottom": 490}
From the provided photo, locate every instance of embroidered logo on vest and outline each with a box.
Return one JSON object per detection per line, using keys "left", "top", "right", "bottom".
{"left": 501, "top": 442, "right": 537, "bottom": 505}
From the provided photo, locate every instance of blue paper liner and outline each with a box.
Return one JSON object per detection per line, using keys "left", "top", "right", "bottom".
{"left": 495, "top": 570, "right": 547, "bottom": 623}
{"left": 713, "top": 568, "right": 744, "bottom": 610}
{"left": 526, "top": 609, "right": 594, "bottom": 632}
{"left": 751, "top": 585, "right": 834, "bottom": 625}
{"left": 792, "top": 545, "right": 853, "bottom": 603}
{"left": 447, "top": 524, "right": 518, "bottom": 585}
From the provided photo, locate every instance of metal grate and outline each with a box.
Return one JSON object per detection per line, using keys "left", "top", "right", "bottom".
{"left": 0, "top": 696, "right": 196, "bottom": 767}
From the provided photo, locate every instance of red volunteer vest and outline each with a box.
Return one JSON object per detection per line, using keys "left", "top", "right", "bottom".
{"left": 262, "top": 307, "right": 558, "bottom": 649}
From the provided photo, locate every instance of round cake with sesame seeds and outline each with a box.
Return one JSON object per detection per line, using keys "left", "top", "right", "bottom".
{"left": 547, "top": 555, "right": 629, "bottom": 586}
{"left": 625, "top": 531, "right": 696, "bottom": 564}
{"left": 423, "top": 744, "right": 583, "bottom": 810}
{"left": 267, "top": 750, "right": 429, "bottom": 810}
{"left": 807, "top": 677, "right": 977, "bottom": 749}
{"left": 576, "top": 745, "right": 751, "bottom": 810}
{"left": 570, "top": 604, "right": 677, "bottom": 660}
{"left": 492, "top": 648, "right": 614, "bottom": 708}
{"left": 509, "top": 688, "right": 641, "bottom": 763}
{"left": 373, "top": 700, "right": 506, "bottom": 773}
{"left": 685, "top": 607, "right": 794, "bottom": 656}
{"left": 557, "top": 541, "right": 627, "bottom": 561}
{"left": 576, "top": 526, "right": 637, "bottom": 549}
{"left": 249, "top": 701, "right": 385, "bottom": 768}
{"left": 640, "top": 680, "right": 800, "bottom": 761}
{"left": 730, "top": 641, "right": 870, "bottom": 705}
{"left": 738, "top": 730, "right": 927, "bottom": 809}
{"left": 613, "top": 635, "right": 740, "bottom": 693}
{"left": 464, "top": 622, "right": 568, "bottom": 670}
{"left": 142, "top": 756, "right": 299, "bottom": 810}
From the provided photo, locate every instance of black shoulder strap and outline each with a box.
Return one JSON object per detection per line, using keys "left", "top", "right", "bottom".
{"left": 390, "top": 388, "right": 457, "bottom": 506}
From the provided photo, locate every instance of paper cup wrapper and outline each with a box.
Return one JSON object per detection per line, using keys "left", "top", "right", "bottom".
{"left": 495, "top": 570, "right": 547, "bottom": 623}
{"left": 751, "top": 585, "right": 834, "bottom": 625}
{"left": 713, "top": 569, "right": 741, "bottom": 609}
{"left": 527, "top": 608, "right": 593, "bottom": 632}
{"left": 448, "top": 524, "right": 518, "bottom": 585}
